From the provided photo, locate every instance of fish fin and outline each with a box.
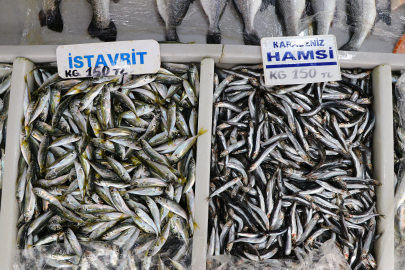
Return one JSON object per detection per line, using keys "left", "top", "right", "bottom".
{"left": 242, "top": 31, "right": 261, "bottom": 46}
{"left": 260, "top": 0, "right": 274, "bottom": 12}
{"left": 376, "top": 8, "right": 392, "bottom": 26}
{"left": 197, "top": 128, "right": 208, "bottom": 136}
{"left": 165, "top": 27, "right": 180, "bottom": 42}
{"left": 207, "top": 32, "right": 221, "bottom": 44}
{"left": 45, "top": 9, "right": 63, "bottom": 32}
{"left": 339, "top": 42, "right": 358, "bottom": 52}
{"left": 193, "top": 221, "right": 200, "bottom": 230}
{"left": 38, "top": 10, "right": 46, "bottom": 27}
{"left": 88, "top": 20, "right": 117, "bottom": 42}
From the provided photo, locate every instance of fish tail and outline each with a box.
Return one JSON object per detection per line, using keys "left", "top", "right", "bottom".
{"left": 197, "top": 128, "right": 208, "bottom": 136}
{"left": 339, "top": 42, "right": 358, "bottom": 52}
{"left": 243, "top": 31, "right": 260, "bottom": 46}
{"left": 165, "top": 27, "right": 180, "bottom": 42}
{"left": 376, "top": 8, "right": 391, "bottom": 26}
{"left": 40, "top": 8, "right": 63, "bottom": 32}
{"left": 168, "top": 136, "right": 173, "bottom": 146}
{"left": 88, "top": 20, "right": 117, "bottom": 42}
{"left": 38, "top": 10, "right": 46, "bottom": 27}
{"left": 207, "top": 31, "right": 221, "bottom": 44}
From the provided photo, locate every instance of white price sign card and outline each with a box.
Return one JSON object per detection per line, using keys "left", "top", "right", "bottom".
{"left": 56, "top": 40, "right": 161, "bottom": 79}
{"left": 261, "top": 35, "right": 341, "bottom": 86}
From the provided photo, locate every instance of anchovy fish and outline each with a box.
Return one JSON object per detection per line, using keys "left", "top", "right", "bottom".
{"left": 208, "top": 65, "right": 378, "bottom": 267}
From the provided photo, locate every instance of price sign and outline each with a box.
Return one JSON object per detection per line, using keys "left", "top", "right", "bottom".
{"left": 260, "top": 35, "right": 341, "bottom": 86}
{"left": 56, "top": 40, "right": 160, "bottom": 78}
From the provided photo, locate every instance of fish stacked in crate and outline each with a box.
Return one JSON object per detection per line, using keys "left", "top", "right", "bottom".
{"left": 15, "top": 62, "right": 203, "bottom": 269}
{"left": 0, "top": 63, "right": 11, "bottom": 211}
{"left": 208, "top": 65, "right": 379, "bottom": 269}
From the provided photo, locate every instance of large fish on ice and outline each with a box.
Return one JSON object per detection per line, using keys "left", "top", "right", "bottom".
{"left": 156, "top": 0, "right": 194, "bottom": 42}
{"left": 200, "top": 0, "right": 229, "bottom": 44}
{"left": 232, "top": 0, "right": 262, "bottom": 45}
{"left": 340, "top": 0, "right": 376, "bottom": 51}
{"left": 88, "top": 0, "right": 119, "bottom": 42}
{"left": 39, "top": 0, "right": 63, "bottom": 32}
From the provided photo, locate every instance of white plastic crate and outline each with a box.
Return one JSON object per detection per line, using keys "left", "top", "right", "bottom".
{"left": 0, "top": 44, "right": 403, "bottom": 270}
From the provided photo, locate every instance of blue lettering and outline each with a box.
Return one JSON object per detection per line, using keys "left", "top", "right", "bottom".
{"left": 267, "top": 52, "right": 280, "bottom": 62}
{"left": 95, "top": 55, "right": 108, "bottom": 67}
{"left": 329, "top": 47, "right": 334, "bottom": 59}
{"left": 137, "top": 52, "right": 147, "bottom": 64}
{"left": 68, "top": 53, "right": 73, "bottom": 69}
{"left": 316, "top": 50, "right": 327, "bottom": 59}
{"left": 282, "top": 51, "right": 296, "bottom": 61}
{"left": 132, "top": 49, "right": 136, "bottom": 65}
{"left": 310, "top": 40, "right": 316, "bottom": 46}
{"left": 286, "top": 41, "right": 291, "bottom": 47}
{"left": 107, "top": 54, "right": 119, "bottom": 66}
{"left": 297, "top": 51, "right": 314, "bottom": 60}
{"left": 280, "top": 42, "right": 286, "bottom": 48}
{"left": 83, "top": 55, "right": 94, "bottom": 68}
{"left": 319, "top": 39, "right": 324, "bottom": 46}
{"left": 273, "top": 42, "right": 278, "bottom": 48}
{"left": 120, "top": 53, "right": 131, "bottom": 66}
{"left": 74, "top": 56, "right": 83, "bottom": 68}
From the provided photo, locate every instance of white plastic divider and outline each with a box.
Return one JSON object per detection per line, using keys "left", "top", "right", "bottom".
{"left": 191, "top": 58, "right": 214, "bottom": 270}
{"left": 371, "top": 65, "right": 395, "bottom": 270}
{"left": 0, "top": 44, "right": 224, "bottom": 64}
{"left": 0, "top": 57, "right": 34, "bottom": 270}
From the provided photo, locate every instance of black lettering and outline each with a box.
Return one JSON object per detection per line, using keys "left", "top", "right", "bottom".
{"left": 65, "top": 70, "right": 72, "bottom": 77}
{"left": 269, "top": 71, "right": 277, "bottom": 80}
{"left": 72, "top": 70, "right": 79, "bottom": 77}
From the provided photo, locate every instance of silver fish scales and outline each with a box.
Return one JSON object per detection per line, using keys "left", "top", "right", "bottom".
{"left": 0, "top": 63, "right": 11, "bottom": 212}
{"left": 15, "top": 62, "right": 206, "bottom": 270}
{"left": 208, "top": 65, "right": 378, "bottom": 269}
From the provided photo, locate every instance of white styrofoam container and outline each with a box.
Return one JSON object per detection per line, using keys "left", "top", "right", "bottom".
{"left": 0, "top": 44, "right": 402, "bottom": 270}
{"left": 0, "top": 46, "right": 219, "bottom": 270}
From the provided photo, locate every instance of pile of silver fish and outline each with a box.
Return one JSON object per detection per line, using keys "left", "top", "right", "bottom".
{"left": 207, "top": 65, "right": 379, "bottom": 269}
{"left": 39, "top": 0, "right": 118, "bottom": 42}
{"left": 393, "top": 71, "right": 405, "bottom": 269}
{"left": 15, "top": 62, "right": 203, "bottom": 269}
{"left": 0, "top": 63, "right": 11, "bottom": 209}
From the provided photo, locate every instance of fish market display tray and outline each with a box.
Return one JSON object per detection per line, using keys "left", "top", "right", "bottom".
{"left": 0, "top": 44, "right": 403, "bottom": 270}
{"left": 190, "top": 46, "right": 401, "bottom": 270}
{"left": 0, "top": 46, "right": 219, "bottom": 270}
